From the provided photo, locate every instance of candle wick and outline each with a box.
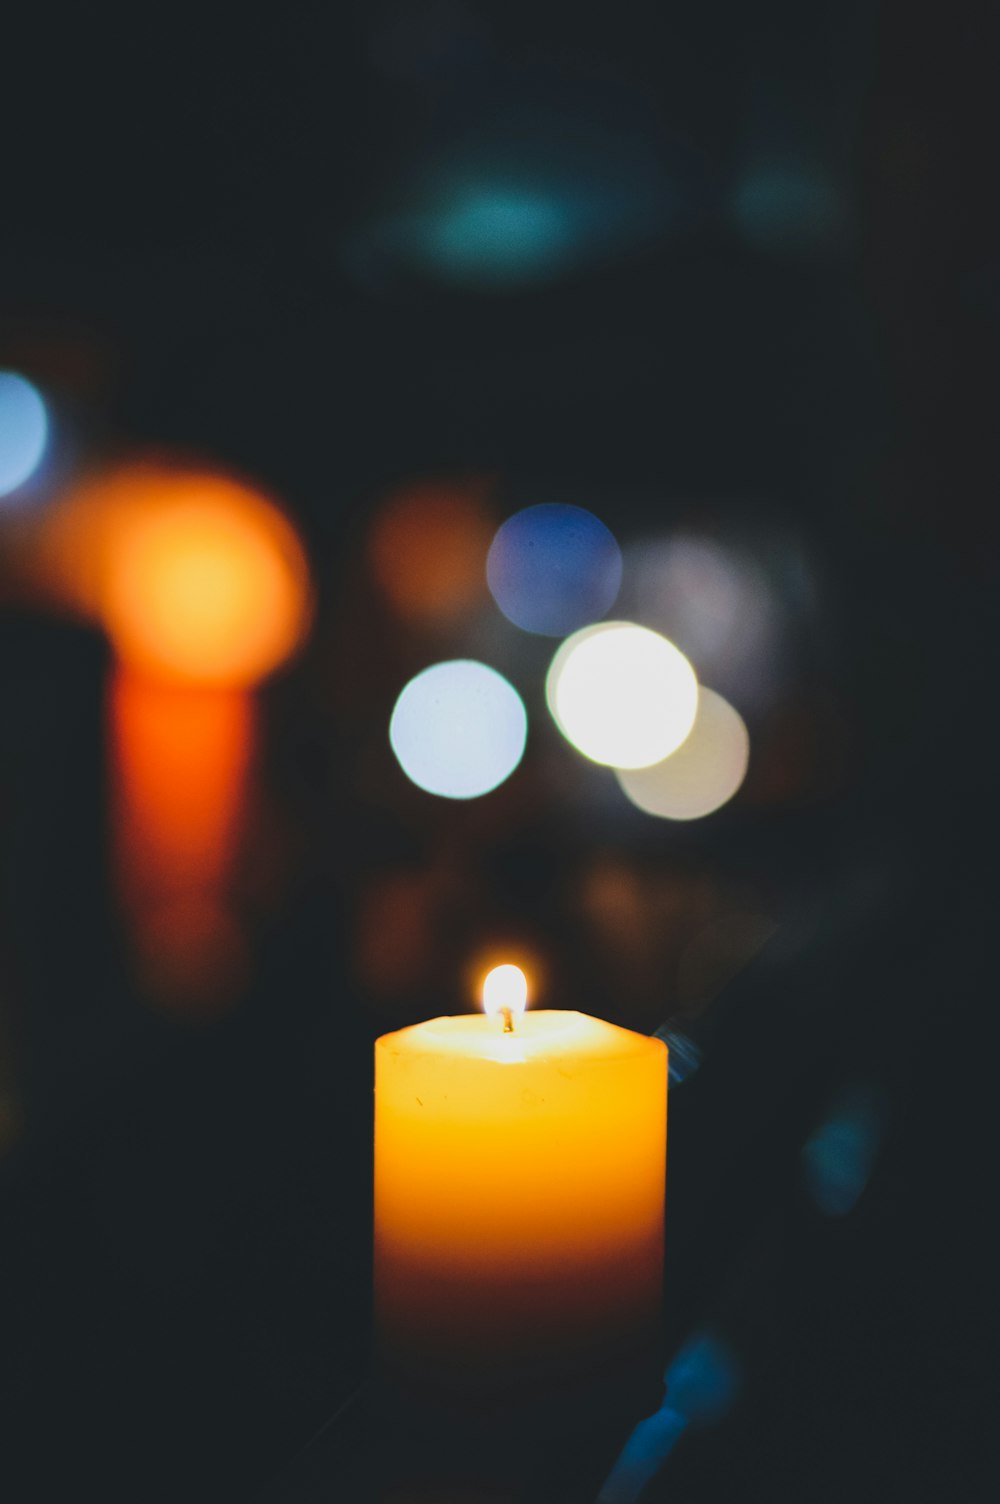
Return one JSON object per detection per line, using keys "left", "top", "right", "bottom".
{"left": 500, "top": 1006, "right": 515, "bottom": 1034}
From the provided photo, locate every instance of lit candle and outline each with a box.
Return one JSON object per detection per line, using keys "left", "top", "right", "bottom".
{"left": 374, "top": 965, "right": 668, "bottom": 1422}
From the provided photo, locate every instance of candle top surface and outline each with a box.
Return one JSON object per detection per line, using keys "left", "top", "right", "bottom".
{"left": 377, "top": 1009, "right": 664, "bottom": 1065}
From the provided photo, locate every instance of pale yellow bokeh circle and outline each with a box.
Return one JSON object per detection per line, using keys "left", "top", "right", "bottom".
{"left": 615, "top": 686, "right": 749, "bottom": 820}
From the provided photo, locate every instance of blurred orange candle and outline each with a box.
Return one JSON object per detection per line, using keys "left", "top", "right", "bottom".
{"left": 374, "top": 966, "right": 668, "bottom": 1405}
{"left": 39, "top": 458, "right": 313, "bottom": 1013}
{"left": 110, "top": 670, "right": 253, "bottom": 902}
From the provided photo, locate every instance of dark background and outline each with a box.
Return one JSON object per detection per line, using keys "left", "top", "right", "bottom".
{"left": 1, "top": 3, "right": 997, "bottom": 1500}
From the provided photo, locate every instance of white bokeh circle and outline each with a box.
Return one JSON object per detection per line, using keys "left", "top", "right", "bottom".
{"left": 390, "top": 659, "right": 527, "bottom": 799}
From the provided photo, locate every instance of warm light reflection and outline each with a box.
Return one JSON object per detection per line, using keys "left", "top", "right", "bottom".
{"left": 0, "top": 370, "right": 48, "bottom": 499}
{"left": 546, "top": 622, "right": 698, "bottom": 769}
{"left": 369, "top": 479, "right": 494, "bottom": 624}
{"left": 487, "top": 503, "right": 622, "bottom": 637}
{"left": 41, "top": 462, "right": 311, "bottom": 686}
{"left": 389, "top": 659, "right": 527, "bottom": 799}
{"left": 481, "top": 963, "right": 529, "bottom": 1021}
{"left": 616, "top": 687, "right": 750, "bottom": 820}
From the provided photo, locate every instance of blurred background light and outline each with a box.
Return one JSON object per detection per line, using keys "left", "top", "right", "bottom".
{"left": 546, "top": 622, "right": 697, "bottom": 769}
{"left": 358, "top": 166, "right": 672, "bottom": 290}
{"left": 598, "top": 1332, "right": 740, "bottom": 1504}
{"left": 621, "top": 532, "right": 784, "bottom": 713}
{"left": 487, "top": 502, "right": 622, "bottom": 636}
{"left": 0, "top": 370, "right": 49, "bottom": 499}
{"left": 802, "top": 1085, "right": 884, "bottom": 1217}
{"left": 369, "top": 478, "right": 495, "bottom": 625}
{"left": 131, "top": 893, "right": 251, "bottom": 1018}
{"left": 597, "top": 1406, "right": 687, "bottom": 1504}
{"left": 389, "top": 659, "right": 527, "bottom": 799}
{"left": 663, "top": 1332, "right": 741, "bottom": 1425}
{"left": 346, "top": 91, "right": 685, "bottom": 291}
{"left": 406, "top": 182, "right": 578, "bottom": 287}
{"left": 102, "top": 475, "right": 309, "bottom": 687}
{"left": 44, "top": 463, "right": 312, "bottom": 687}
{"left": 616, "top": 686, "right": 750, "bottom": 821}
{"left": 654, "top": 1028, "right": 703, "bottom": 1088}
{"left": 356, "top": 867, "right": 440, "bottom": 1002}
{"left": 731, "top": 159, "right": 847, "bottom": 255}
{"left": 109, "top": 668, "right": 256, "bottom": 1015}
{"left": 110, "top": 671, "right": 253, "bottom": 902}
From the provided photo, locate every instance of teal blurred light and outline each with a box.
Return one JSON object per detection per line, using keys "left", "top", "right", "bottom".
{"left": 732, "top": 161, "right": 847, "bottom": 254}
{"left": 412, "top": 183, "right": 577, "bottom": 286}
{"left": 347, "top": 92, "right": 686, "bottom": 290}
{"left": 802, "top": 1084, "right": 884, "bottom": 1217}
{"left": 598, "top": 1333, "right": 740, "bottom": 1504}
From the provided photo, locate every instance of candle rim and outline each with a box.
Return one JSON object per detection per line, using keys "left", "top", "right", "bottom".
{"left": 376, "top": 1009, "right": 666, "bottom": 1065}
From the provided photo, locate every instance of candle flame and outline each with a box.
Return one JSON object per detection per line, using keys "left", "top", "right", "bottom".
{"left": 482, "top": 963, "right": 528, "bottom": 1022}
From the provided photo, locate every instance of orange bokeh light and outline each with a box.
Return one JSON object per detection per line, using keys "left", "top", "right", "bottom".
{"left": 369, "top": 479, "right": 495, "bottom": 625}
{"left": 43, "top": 460, "right": 311, "bottom": 687}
